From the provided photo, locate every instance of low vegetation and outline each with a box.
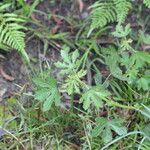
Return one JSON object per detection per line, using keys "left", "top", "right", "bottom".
{"left": 0, "top": 0, "right": 150, "bottom": 149}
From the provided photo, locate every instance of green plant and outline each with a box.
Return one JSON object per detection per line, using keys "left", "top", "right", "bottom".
{"left": 33, "top": 75, "right": 61, "bottom": 111}
{"left": 92, "top": 117, "right": 127, "bottom": 143}
{"left": 55, "top": 45, "right": 80, "bottom": 75}
{"left": 88, "top": 0, "right": 150, "bottom": 36}
{"left": 80, "top": 85, "right": 110, "bottom": 110}
{"left": 0, "top": 3, "right": 29, "bottom": 62}
{"left": 143, "top": 0, "right": 150, "bottom": 8}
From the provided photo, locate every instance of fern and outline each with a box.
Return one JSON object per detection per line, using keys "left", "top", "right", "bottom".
{"left": 114, "top": 0, "right": 132, "bottom": 24}
{"left": 88, "top": 1, "right": 116, "bottom": 35}
{"left": 143, "top": 0, "right": 150, "bottom": 8}
{"left": 0, "top": 4, "right": 29, "bottom": 62}
{"left": 89, "top": 0, "right": 132, "bottom": 35}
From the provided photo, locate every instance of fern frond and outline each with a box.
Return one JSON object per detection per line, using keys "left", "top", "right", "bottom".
{"left": 143, "top": 0, "right": 150, "bottom": 8}
{"left": 0, "top": 5, "right": 29, "bottom": 62}
{"left": 89, "top": 1, "right": 116, "bottom": 34}
{"left": 114, "top": 0, "right": 132, "bottom": 24}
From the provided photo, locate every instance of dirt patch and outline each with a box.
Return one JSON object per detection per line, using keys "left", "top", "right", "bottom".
{"left": 0, "top": 0, "right": 91, "bottom": 102}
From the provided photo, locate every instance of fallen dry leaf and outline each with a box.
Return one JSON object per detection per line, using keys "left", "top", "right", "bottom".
{"left": 0, "top": 66, "right": 14, "bottom": 81}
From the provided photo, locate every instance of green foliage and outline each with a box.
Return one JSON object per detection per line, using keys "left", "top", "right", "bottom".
{"left": 1, "top": 0, "right": 150, "bottom": 149}
{"left": 0, "top": 3, "right": 29, "bottom": 62}
{"left": 33, "top": 76, "right": 61, "bottom": 111}
{"left": 89, "top": 0, "right": 132, "bottom": 35}
{"left": 80, "top": 85, "right": 110, "bottom": 110}
{"left": 62, "top": 69, "right": 86, "bottom": 95}
{"left": 55, "top": 46, "right": 80, "bottom": 75}
{"left": 101, "top": 46, "right": 150, "bottom": 90}
{"left": 92, "top": 117, "right": 127, "bottom": 143}
{"left": 143, "top": 0, "right": 150, "bottom": 8}
{"left": 114, "top": 0, "right": 132, "bottom": 24}
{"left": 139, "top": 30, "right": 150, "bottom": 45}
{"left": 88, "top": 1, "right": 116, "bottom": 35}
{"left": 17, "top": 0, "right": 40, "bottom": 17}
{"left": 112, "top": 24, "right": 131, "bottom": 38}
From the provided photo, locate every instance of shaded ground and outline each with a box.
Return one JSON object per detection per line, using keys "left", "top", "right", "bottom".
{"left": 0, "top": 0, "right": 92, "bottom": 102}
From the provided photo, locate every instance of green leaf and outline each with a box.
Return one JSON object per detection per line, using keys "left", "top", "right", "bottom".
{"left": 0, "top": 8, "right": 29, "bottom": 62}
{"left": 143, "top": 0, "right": 150, "bottom": 8}
{"left": 111, "top": 125, "right": 127, "bottom": 136}
{"left": 80, "top": 86, "right": 110, "bottom": 110}
{"left": 43, "top": 88, "right": 60, "bottom": 111}
{"left": 103, "top": 126, "right": 112, "bottom": 143}
{"left": 92, "top": 117, "right": 107, "bottom": 137}
{"left": 34, "top": 89, "right": 50, "bottom": 102}
{"left": 92, "top": 117, "right": 127, "bottom": 143}
{"left": 137, "top": 77, "right": 149, "bottom": 91}
{"left": 139, "top": 30, "right": 150, "bottom": 45}
{"left": 62, "top": 70, "right": 86, "bottom": 95}
{"left": 33, "top": 78, "right": 51, "bottom": 88}
{"left": 55, "top": 46, "right": 80, "bottom": 75}
{"left": 33, "top": 76, "right": 61, "bottom": 111}
{"left": 112, "top": 24, "right": 131, "bottom": 38}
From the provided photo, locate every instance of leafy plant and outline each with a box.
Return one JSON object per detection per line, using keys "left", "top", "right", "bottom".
{"left": 112, "top": 24, "right": 131, "bottom": 38}
{"left": 0, "top": 3, "right": 29, "bottom": 62}
{"left": 143, "top": 0, "right": 150, "bottom": 8}
{"left": 55, "top": 45, "right": 80, "bottom": 75}
{"left": 88, "top": 1, "right": 116, "bottom": 35}
{"left": 62, "top": 69, "right": 87, "bottom": 95}
{"left": 80, "top": 85, "right": 110, "bottom": 110}
{"left": 88, "top": 0, "right": 132, "bottom": 35}
{"left": 92, "top": 117, "right": 127, "bottom": 143}
{"left": 114, "top": 0, "right": 132, "bottom": 25}
{"left": 33, "top": 76, "right": 61, "bottom": 111}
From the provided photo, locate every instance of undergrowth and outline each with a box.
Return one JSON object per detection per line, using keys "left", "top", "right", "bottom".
{"left": 0, "top": 0, "right": 150, "bottom": 150}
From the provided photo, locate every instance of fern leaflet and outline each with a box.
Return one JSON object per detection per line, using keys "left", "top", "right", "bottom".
{"left": 114, "top": 0, "right": 132, "bottom": 24}
{"left": 143, "top": 0, "right": 150, "bottom": 8}
{"left": 0, "top": 4, "right": 29, "bottom": 62}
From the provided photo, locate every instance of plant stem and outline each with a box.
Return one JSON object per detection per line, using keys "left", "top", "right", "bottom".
{"left": 71, "top": 93, "right": 74, "bottom": 112}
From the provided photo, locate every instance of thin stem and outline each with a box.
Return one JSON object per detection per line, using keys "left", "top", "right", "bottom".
{"left": 101, "top": 131, "right": 143, "bottom": 150}
{"left": 71, "top": 93, "right": 74, "bottom": 112}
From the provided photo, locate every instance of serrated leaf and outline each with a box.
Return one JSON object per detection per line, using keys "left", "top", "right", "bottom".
{"left": 137, "top": 77, "right": 149, "bottom": 91}
{"left": 80, "top": 86, "right": 110, "bottom": 110}
{"left": 92, "top": 117, "right": 107, "bottom": 137}
{"left": 55, "top": 46, "right": 80, "bottom": 75}
{"left": 112, "top": 24, "right": 131, "bottom": 38}
{"left": 92, "top": 117, "right": 126, "bottom": 143}
{"left": 62, "top": 70, "right": 86, "bottom": 95}
{"left": 72, "top": 50, "right": 79, "bottom": 63}
{"left": 33, "top": 78, "right": 50, "bottom": 88}
{"left": 33, "top": 75, "right": 61, "bottom": 111}
{"left": 43, "top": 88, "right": 60, "bottom": 111}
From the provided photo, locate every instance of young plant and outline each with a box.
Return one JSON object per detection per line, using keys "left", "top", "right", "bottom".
{"left": 33, "top": 75, "right": 61, "bottom": 111}
{"left": 55, "top": 45, "right": 87, "bottom": 111}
